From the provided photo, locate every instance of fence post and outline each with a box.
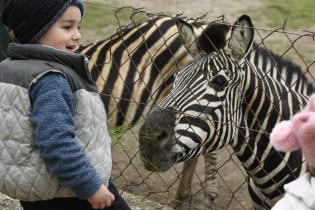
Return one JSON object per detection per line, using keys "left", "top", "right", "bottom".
{"left": 0, "top": 20, "right": 9, "bottom": 61}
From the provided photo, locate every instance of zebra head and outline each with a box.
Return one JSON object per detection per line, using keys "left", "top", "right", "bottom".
{"left": 139, "top": 15, "right": 254, "bottom": 171}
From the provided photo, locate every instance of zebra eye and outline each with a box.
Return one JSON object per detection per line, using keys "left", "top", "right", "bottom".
{"left": 209, "top": 75, "right": 228, "bottom": 91}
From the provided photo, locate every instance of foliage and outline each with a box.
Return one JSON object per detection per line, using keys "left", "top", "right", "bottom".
{"left": 108, "top": 123, "right": 138, "bottom": 154}
{"left": 109, "top": 123, "right": 135, "bottom": 137}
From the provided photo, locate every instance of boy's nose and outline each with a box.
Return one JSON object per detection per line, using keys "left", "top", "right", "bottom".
{"left": 73, "top": 29, "right": 81, "bottom": 40}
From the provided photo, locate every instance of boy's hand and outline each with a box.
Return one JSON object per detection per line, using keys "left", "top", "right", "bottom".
{"left": 87, "top": 184, "right": 115, "bottom": 209}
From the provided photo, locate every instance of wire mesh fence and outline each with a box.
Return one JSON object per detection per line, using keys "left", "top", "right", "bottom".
{"left": 1, "top": 2, "right": 315, "bottom": 210}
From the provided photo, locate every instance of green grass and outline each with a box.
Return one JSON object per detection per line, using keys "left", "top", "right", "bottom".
{"left": 108, "top": 123, "right": 138, "bottom": 154}
{"left": 247, "top": 0, "right": 315, "bottom": 29}
{"left": 80, "top": 2, "right": 147, "bottom": 42}
{"left": 109, "top": 123, "right": 135, "bottom": 137}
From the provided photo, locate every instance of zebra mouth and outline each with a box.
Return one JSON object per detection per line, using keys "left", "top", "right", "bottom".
{"left": 138, "top": 107, "right": 177, "bottom": 171}
{"left": 140, "top": 146, "right": 177, "bottom": 172}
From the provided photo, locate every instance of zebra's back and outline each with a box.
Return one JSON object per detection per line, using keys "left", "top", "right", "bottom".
{"left": 80, "top": 16, "right": 197, "bottom": 126}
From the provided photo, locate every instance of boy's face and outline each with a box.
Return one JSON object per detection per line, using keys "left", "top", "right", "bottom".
{"left": 38, "top": 6, "right": 81, "bottom": 52}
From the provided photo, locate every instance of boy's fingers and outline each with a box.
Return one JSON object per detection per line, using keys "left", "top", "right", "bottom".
{"left": 92, "top": 201, "right": 104, "bottom": 210}
{"left": 110, "top": 193, "right": 115, "bottom": 202}
{"left": 105, "top": 197, "right": 112, "bottom": 208}
{"left": 99, "top": 201, "right": 106, "bottom": 209}
{"left": 92, "top": 203, "right": 99, "bottom": 209}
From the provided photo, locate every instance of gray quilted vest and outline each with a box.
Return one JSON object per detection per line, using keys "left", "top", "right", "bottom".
{"left": 0, "top": 43, "right": 112, "bottom": 201}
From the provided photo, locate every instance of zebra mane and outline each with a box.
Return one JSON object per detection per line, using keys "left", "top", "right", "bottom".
{"left": 78, "top": 16, "right": 171, "bottom": 50}
{"left": 251, "top": 42, "right": 314, "bottom": 92}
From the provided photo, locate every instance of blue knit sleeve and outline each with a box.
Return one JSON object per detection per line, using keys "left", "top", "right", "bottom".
{"left": 30, "top": 73, "right": 102, "bottom": 199}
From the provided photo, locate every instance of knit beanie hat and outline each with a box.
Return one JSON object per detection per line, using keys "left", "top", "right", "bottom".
{"left": 0, "top": 0, "right": 84, "bottom": 44}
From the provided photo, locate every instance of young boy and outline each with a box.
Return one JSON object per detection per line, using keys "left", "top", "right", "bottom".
{"left": 0, "top": 0, "right": 130, "bottom": 209}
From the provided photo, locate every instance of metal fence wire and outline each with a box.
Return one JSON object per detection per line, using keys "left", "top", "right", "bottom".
{"left": 1, "top": 2, "right": 315, "bottom": 210}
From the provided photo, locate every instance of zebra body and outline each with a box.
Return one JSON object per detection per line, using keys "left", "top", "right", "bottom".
{"left": 80, "top": 16, "right": 202, "bottom": 126}
{"left": 138, "top": 15, "right": 314, "bottom": 209}
{"left": 78, "top": 16, "right": 218, "bottom": 208}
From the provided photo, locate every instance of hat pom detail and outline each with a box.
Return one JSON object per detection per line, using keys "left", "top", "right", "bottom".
{"left": 270, "top": 121, "right": 300, "bottom": 152}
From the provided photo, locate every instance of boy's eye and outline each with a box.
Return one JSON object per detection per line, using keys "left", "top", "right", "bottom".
{"left": 62, "top": 25, "right": 73, "bottom": 30}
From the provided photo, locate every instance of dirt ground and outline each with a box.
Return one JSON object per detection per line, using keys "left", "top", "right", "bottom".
{"left": 88, "top": 1, "right": 315, "bottom": 210}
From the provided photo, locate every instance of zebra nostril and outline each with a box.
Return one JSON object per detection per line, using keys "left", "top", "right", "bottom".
{"left": 156, "top": 130, "right": 168, "bottom": 141}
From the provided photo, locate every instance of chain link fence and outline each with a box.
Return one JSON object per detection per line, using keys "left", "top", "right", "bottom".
{"left": 1, "top": 2, "right": 315, "bottom": 210}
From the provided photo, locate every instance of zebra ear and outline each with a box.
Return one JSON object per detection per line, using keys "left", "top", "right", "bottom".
{"left": 177, "top": 19, "right": 230, "bottom": 56}
{"left": 228, "top": 15, "right": 254, "bottom": 61}
{"left": 176, "top": 19, "right": 200, "bottom": 57}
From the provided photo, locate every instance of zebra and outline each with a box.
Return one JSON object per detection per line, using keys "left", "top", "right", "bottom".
{"left": 78, "top": 16, "right": 218, "bottom": 208}
{"left": 138, "top": 14, "right": 314, "bottom": 209}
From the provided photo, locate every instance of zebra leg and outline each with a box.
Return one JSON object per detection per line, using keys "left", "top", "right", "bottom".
{"left": 248, "top": 178, "right": 273, "bottom": 210}
{"left": 203, "top": 151, "right": 218, "bottom": 210}
{"left": 172, "top": 152, "right": 218, "bottom": 209}
{"left": 172, "top": 158, "right": 198, "bottom": 209}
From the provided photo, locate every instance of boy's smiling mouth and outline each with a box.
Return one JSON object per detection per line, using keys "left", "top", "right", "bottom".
{"left": 66, "top": 44, "right": 78, "bottom": 51}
